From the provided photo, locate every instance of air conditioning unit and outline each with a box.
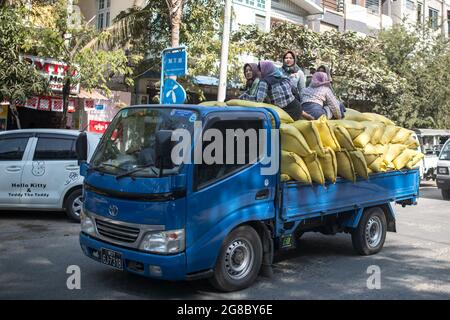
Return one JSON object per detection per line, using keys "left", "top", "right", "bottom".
{"left": 137, "top": 94, "right": 150, "bottom": 105}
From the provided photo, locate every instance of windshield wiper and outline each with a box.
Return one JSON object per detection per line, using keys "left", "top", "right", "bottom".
{"left": 89, "top": 163, "right": 127, "bottom": 172}
{"left": 115, "top": 164, "right": 158, "bottom": 180}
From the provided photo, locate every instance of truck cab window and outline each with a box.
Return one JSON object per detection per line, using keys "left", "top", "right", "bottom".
{"left": 33, "top": 137, "right": 77, "bottom": 160}
{"left": 195, "top": 119, "right": 264, "bottom": 190}
{"left": 0, "top": 137, "right": 29, "bottom": 161}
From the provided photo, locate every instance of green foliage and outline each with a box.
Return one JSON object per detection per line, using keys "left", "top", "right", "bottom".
{"left": 0, "top": 5, "right": 49, "bottom": 104}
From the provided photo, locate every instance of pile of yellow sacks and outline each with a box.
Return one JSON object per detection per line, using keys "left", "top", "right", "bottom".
{"left": 198, "top": 100, "right": 424, "bottom": 184}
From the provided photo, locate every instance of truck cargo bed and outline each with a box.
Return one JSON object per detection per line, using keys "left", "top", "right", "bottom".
{"left": 281, "top": 169, "right": 420, "bottom": 221}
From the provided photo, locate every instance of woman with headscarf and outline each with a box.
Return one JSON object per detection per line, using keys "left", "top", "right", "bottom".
{"left": 239, "top": 63, "right": 260, "bottom": 98}
{"left": 240, "top": 60, "right": 314, "bottom": 121}
{"left": 301, "top": 71, "right": 344, "bottom": 120}
{"left": 280, "top": 50, "right": 306, "bottom": 100}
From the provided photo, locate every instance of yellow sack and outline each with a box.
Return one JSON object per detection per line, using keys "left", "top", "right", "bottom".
{"left": 384, "top": 144, "right": 407, "bottom": 164}
{"left": 336, "top": 150, "right": 356, "bottom": 182}
{"left": 280, "top": 174, "right": 292, "bottom": 182}
{"left": 343, "top": 108, "right": 367, "bottom": 122}
{"left": 319, "top": 147, "right": 337, "bottom": 183}
{"left": 280, "top": 124, "right": 315, "bottom": 157}
{"left": 303, "top": 154, "right": 325, "bottom": 185}
{"left": 198, "top": 101, "right": 227, "bottom": 107}
{"left": 406, "top": 152, "right": 424, "bottom": 169}
{"left": 369, "top": 157, "right": 387, "bottom": 172}
{"left": 292, "top": 120, "right": 326, "bottom": 157}
{"left": 363, "top": 153, "right": 381, "bottom": 166}
{"left": 405, "top": 136, "right": 420, "bottom": 149}
{"left": 350, "top": 150, "right": 369, "bottom": 180}
{"left": 332, "top": 125, "right": 356, "bottom": 151}
{"left": 353, "top": 123, "right": 384, "bottom": 148}
{"left": 367, "top": 167, "right": 373, "bottom": 174}
{"left": 360, "top": 122, "right": 386, "bottom": 145}
{"left": 226, "top": 99, "right": 294, "bottom": 124}
{"left": 392, "top": 149, "right": 417, "bottom": 170}
{"left": 364, "top": 143, "right": 387, "bottom": 155}
{"left": 329, "top": 120, "right": 365, "bottom": 139}
{"left": 281, "top": 151, "right": 312, "bottom": 184}
{"left": 391, "top": 127, "right": 414, "bottom": 144}
{"left": 362, "top": 113, "right": 396, "bottom": 126}
{"left": 314, "top": 116, "right": 341, "bottom": 151}
{"left": 380, "top": 125, "right": 400, "bottom": 145}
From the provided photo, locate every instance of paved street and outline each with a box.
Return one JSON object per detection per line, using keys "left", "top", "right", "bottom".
{"left": 1, "top": 182, "right": 449, "bottom": 300}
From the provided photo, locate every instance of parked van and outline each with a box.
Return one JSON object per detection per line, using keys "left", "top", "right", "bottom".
{"left": 0, "top": 129, "right": 100, "bottom": 221}
{"left": 437, "top": 139, "right": 450, "bottom": 200}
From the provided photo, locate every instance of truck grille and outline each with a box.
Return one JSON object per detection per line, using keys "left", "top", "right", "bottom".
{"left": 95, "top": 219, "right": 140, "bottom": 243}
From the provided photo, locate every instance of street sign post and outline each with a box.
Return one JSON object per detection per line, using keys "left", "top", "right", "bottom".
{"left": 160, "top": 46, "right": 187, "bottom": 104}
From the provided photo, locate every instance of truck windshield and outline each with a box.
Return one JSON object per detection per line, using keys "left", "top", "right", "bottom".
{"left": 90, "top": 107, "right": 197, "bottom": 177}
{"left": 440, "top": 143, "right": 450, "bottom": 160}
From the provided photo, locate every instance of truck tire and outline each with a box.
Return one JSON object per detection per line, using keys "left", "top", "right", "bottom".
{"left": 442, "top": 189, "right": 450, "bottom": 200}
{"left": 65, "top": 189, "right": 83, "bottom": 222}
{"left": 351, "top": 207, "right": 387, "bottom": 256}
{"left": 209, "top": 226, "right": 263, "bottom": 292}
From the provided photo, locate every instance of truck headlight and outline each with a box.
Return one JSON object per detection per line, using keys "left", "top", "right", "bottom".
{"left": 139, "top": 229, "right": 185, "bottom": 254}
{"left": 80, "top": 210, "right": 95, "bottom": 235}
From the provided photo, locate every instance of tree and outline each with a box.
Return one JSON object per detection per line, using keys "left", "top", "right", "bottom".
{"left": 24, "top": 0, "right": 140, "bottom": 128}
{"left": 0, "top": 5, "right": 49, "bottom": 128}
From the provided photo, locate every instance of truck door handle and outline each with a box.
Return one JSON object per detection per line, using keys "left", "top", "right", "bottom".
{"left": 6, "top": 166, "right": 22, "bottom": 173}
{"left": 255, "top": 188, "right": 269, "bottom": 200}
{"left": 65, "top": 165, "right": 79, "bottom": 171}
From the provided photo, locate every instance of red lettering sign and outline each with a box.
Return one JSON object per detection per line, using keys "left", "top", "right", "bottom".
{"left": 89, "top": 120, "right": 110, "bottom": 134}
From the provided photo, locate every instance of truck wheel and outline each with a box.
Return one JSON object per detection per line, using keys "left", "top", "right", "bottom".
{"left": 351, "top": 207, "right": 387, "bottom": 256}
{"left": 65, "top": 189, "right": 82, "bottom": 222}
{"left": 442, "top": 189, "right": 450, "bottom": 200}
{"left": 209, "top": 226, "right": 263, "bottom": 292}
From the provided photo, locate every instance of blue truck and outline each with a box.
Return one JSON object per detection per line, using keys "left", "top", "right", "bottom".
{"left": 76, "top": 105, "right": 419, "bottom": 292}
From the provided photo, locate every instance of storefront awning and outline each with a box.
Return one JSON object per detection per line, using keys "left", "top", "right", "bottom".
{"left": 291, "top": 0, "right": 323, "bottom": 15}
{"left": 77, "top": 88, "right": 109, "bottom": 101}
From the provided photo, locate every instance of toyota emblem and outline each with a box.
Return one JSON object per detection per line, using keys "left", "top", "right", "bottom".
{"left": 108, "top": 205, "right": 119, "bottom": 217}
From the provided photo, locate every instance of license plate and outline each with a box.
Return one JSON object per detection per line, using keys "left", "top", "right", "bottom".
{"left": 101, "top": 248, "right": 123, "bottom": 270}
{"left": 438, "top": 168, "right": 448, "bottom": 174}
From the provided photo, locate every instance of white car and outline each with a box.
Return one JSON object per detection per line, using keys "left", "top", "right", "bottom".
{"left": 0, "top": 129, "right": 100, "bottom": 221}
{"left": 437, "top": 139, "right": 450, "bottom": 200}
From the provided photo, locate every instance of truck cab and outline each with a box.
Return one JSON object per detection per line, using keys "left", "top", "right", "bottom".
{"left": 437, "top": 139, "right": 450, "bottom": 200}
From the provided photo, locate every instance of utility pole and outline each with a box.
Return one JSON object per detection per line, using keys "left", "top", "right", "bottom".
{"left": 217, "top": 0, "right": 232, "bottom": 102}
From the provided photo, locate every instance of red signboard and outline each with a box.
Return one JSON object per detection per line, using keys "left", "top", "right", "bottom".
{"left": 89, "top": 120, "right": 110, "bottom": 134}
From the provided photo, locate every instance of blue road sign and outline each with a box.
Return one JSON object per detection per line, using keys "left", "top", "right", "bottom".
{"left": 160, "top": 46, "right": 188, "bottom": 104}
{"left": 162, "top": 47, "right": 187, "bottom": 77}
{"left": 162, "top": 78, "right": 186, "bottom": 104}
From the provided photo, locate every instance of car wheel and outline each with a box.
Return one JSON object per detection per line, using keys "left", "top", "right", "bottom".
{"left": 65, "top": 189, "right": 82, "bottom": 222}
{"left": 209, "top": 226, "right": 262, "bottom": 292}
{"left": 351, "top": 207, "right": 387, "bottom": 256}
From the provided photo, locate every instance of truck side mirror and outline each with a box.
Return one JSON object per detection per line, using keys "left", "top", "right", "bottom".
{"left": 155, "top": 130, "right": 174, "bottom": 175}
{"left": 76, "top": 131, "right": 88, "bottom": 165}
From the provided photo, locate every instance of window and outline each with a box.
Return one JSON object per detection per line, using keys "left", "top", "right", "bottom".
{"left": 33, "top": 137, "right": 77, "bottom": 161}
{"left": 97, "top": 0, "right": 111, "bottom": 30}
{"left": 255, "top": 14, "right": 266, "bottom": 31}
{"left": 234, "top": 0, "right": 266, "bottom": 10}
{"left": 429, "top": 7, "right": 439, "bottom": 30}
{"left": 417, "top": 2, "right": 423, "bottom": 24}
{"left": 448, "top": 10, "right": 450, "bottom": 35}
{"left": 0, "top": 137, "right": 29, "bottom": 161}
{"left": 195, "top": 118, "right": 264, "bottom": 190}
{"left": 405, "top": 0, "right": 415, "bottom": 11}
{"left": 365, "top": 0, "right": 380, "bottom": 15}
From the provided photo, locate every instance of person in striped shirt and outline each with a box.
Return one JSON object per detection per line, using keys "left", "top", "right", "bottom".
{"left": 240, "top": 60, "right": 314, "bottom": 121}
{"left": 301, "top": 71, "right": 344, "bottom": 120}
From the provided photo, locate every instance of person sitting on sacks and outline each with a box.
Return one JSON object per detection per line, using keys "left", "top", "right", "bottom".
{"left": 239, "top": 63, "right": 260, "bottom": 99}
{"left": 301, "top": 71, "right": 345, "bottom": 120}
{"left": 280, "top": 50, "right": 306, "bottom": 102}
{"left": 316, "top": 64, "right": 346, "bottom": 116}
{"left": 240, "top": 60, "right": 314, "bottom": 121}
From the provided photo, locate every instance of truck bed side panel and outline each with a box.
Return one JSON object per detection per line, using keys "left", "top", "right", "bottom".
{"left": 281, "top": 169, "right": 419, "bottom": 221}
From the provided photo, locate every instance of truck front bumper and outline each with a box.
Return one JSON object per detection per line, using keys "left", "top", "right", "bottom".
{"left": 436, "top": 175, "right": 450, "bottom": 190}
{"left": 80, "top": 232, "right": 187, "bottom": 281}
